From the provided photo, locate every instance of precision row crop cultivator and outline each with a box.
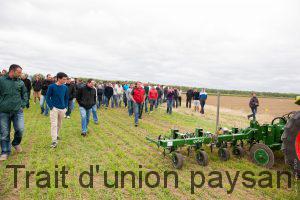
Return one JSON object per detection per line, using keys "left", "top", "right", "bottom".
{"left": 146, "top": 97, "right": 300, "bottom": 177}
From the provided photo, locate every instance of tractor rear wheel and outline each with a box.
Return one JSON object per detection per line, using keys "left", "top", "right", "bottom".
{"left": 171, "top": 152, "right": 184, "bottom": 169}
{"left": 196, "top": 150, "right": 208, "bottom": 166}
{"left": 281, "top": 111, "right": 300, "bottom": 177}
{"left": 250, "top": 143, "right": 274, "bottom": 168}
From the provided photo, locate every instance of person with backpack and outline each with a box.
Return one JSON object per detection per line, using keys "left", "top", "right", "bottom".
{"left": 130, "top": 82, "right": 145, "bottom": 127}
{"left": 199, "top": 88, "right": 208, "bottom": 114}
{"left": 149, "top": 86, "right": 158, "bottom": 112}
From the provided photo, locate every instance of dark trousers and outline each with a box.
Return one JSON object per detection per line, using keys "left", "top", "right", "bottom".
{"left": 186, "top": 98, "right": 192, "bottom": 108}
{"left": 26, "top": 91, "right": 31, "bottom": 108}
{"left": 97, "top": 95, "right": 103, "bottom": 108}
{"left": 200, "top": 100, "right": 206, "bottom": 114}
{"left": 178, "top": 96, "right": 181, "bottom": 106}
{"left": 66, "top": 99, "right": 74, "bottom": 116}
{"left": 173, "top": 98, "right": 179, "bottom": 108}
{"left": 123, "top": 93, "right": 127, "bottom": 107}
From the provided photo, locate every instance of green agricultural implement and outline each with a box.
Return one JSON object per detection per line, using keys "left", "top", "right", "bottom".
{"left": 146, "top": 96, "right": 300, "bottom": 177}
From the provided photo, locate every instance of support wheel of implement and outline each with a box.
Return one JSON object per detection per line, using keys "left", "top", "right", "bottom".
{"left": 250, "top": 143, "right": 274, "bottom": 168}
{"left": 171, "top": 152, "right": 184, "bottom": 169}
{"left": 281, "top": 111, "right": 300, "bottom": 177}
{"left": 218, "top": 148, "right": 230, "bottom": 161}
{"left": 232, "top": 146, "right": 244, "bottom": 158}
{"left": 196, "top": 150, "right": 208, "bottom": 166}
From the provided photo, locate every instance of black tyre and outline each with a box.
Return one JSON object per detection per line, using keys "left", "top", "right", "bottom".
{"left": 250, "top": 143, "right": 274, "bottom": 168}
{"left": 171, "top": 152, "right": 184, "bottom": 169}
{"left": 218, "top": 148, "right": 230, "bottom": 161}
{"left": 196, "top": 150, "right": 208, "bottom": 166}
{"left": 281, "top": 111, "right": 300, "bottom": 177}
{"left": 232, "top": 146, "right": 244, "bottom": 158}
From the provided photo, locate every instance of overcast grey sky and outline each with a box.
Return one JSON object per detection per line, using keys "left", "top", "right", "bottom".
{"left": 0, "top": 0, "right": 299, "bottom": 93}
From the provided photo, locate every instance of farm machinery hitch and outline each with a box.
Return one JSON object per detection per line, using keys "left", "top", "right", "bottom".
{"left": 146, "top": 111, "right": 300, "bottom": 177}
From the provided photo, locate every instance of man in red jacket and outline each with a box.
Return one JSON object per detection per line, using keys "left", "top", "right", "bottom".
{"left": 149, "top": 86, "right": 158, "bottom": 112}
{"left": 129, "top": 81, "right": 145, "bottom": 127}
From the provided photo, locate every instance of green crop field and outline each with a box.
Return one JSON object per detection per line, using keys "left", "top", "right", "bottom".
{"left": 0, "top": 100, "right": 299, "bottom": 200}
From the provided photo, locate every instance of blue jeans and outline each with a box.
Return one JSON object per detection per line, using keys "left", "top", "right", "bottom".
{"left": 71, "top": 99, "right": 75, "bottom": 111}
{"left": 79, "top": 107, "right": 92, "bottom": 133}
{"left": 134, "top": 103, "right": 143, "bottom": 124}
{"left": 248, "top": 107, "right": 257, "bottom": 120}
{"left": 0, "top": 109, "right": 25, "bottom": 155}
{"left": 167, "top": 99, "right": 173, "bottom": 114}
{"left": 111, "top": 95, "right": 119, "bottom": 108}
{"left": 149, "top": 99, "right": 156, "bottom": 111}
{"left": 128, "top": 100, "right": 134, "bottom": 116}
{"left": 40, "top": 95, "right": 50, "bottom": 115}
{"left": 92, "top": 104, "right": 98, "bottom": 123}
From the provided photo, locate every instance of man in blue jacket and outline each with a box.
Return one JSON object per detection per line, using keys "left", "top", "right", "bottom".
{"left": 46, "top": 72, "right": 69, "bottom": 148}
{"left": 199, "top": 88, "right": 208, "bottom": 114}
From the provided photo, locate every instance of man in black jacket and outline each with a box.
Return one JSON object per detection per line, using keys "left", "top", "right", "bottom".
{"left": 247, "top": 93, "right": 259, "bottom": 121}
{"left": 76, "top": 79, "right": 96, "bottom": 136}
{"left": 186, "top": 88, "right": 194, "bottom": 108}
{"left": 32, "top": 75, "right": 42, "bottom": 103}
{"left": 40, "top": 74, "right": 53, "bottom": 115}
{"left": 21, "top": 73, "right": 31, "bottom": 108}
{"left": 66, "top": 78, "right": 77, "bottom": 118}
{"left": 104, "top": 83, "right": 113, "bottom": 109}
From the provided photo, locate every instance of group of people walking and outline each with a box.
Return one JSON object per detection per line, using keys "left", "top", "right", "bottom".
{"left": 0, "top": 64, "right": 259, "bottom": 161}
